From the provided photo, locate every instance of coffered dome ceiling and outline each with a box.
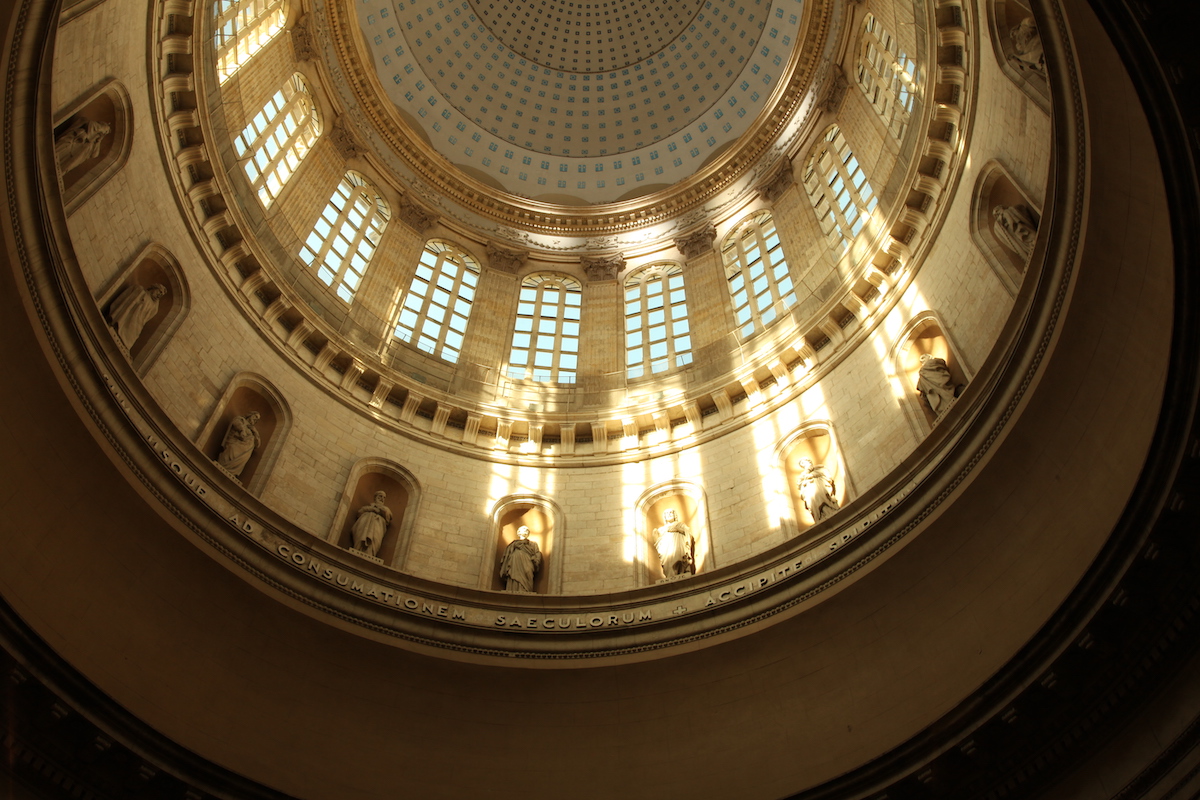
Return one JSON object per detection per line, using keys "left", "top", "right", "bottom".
{"left": 356, "top": 0, "right": 802, "bottom": 202}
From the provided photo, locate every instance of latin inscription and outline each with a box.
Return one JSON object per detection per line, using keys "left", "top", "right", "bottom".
{"left": 492, "top": 610, "right": 653, "bottom": 629}
{"left": 277, "top": 543, "right": 467, "bottom": 621}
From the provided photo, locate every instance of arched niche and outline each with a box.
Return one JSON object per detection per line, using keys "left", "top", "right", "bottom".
{"left": 195, "top": 374, "right": 291, "bottom": 496}
{"left": 327, "top": 459, "right": 419, "bottom": 569}
{"left": 97, "top": 243, "right": 190, "bottom": 375}
{"left": 634, "top": 481, "right": 713, "bottom": 586}
{"left": 52, "top": 78, "right": 132, "bottom": 214}
{"left": 891, "top": 313, "right": 971, "bottom": 436}
{"left": 778, "top": 424, "right": 852, "bottom": 537}
{"left": 483, "top": 496, "right": 563, "bottom": 594}
{"left": 970, "top": 161, "right": 1042, "bottom": 295}
{"left": 986, "top": 0, "right": 1050, "bottom": 111}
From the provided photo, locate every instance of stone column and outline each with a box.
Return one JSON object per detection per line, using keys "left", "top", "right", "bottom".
{"left": 675, "top": 225, "right": 737, "bottom": 352}
{"left": 451, "top": 245, "right": 523, "bottom": 394}
{"left": 577, "top": 254, "right": 625, "bottom": 389}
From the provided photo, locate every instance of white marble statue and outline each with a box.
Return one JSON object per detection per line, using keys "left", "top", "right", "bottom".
{"left": 654, "top": 508, "right": 694, "bottom": 580}
{"left": 1009, "top": 17, "right": 1045, "bottom": 74}
{"left": 917, "top": 354, "right": 962, "bottom": 420}
{"left": 217, "top": 412, "right": 261, "bottom": 477}
{"left": 798, "top": 458, "right": 839, "bottom": 522}
{"left": 351, "top": 490, "right": 393, "bottom": 558}
{"left": 107, "top": 282, "right": 166, "bottom": 350}
{"left": 499, "top": 525, "right": 543, "bottom": 593}
{"left": 55, "top": 119, "right": 111, "bottom": 175}
{"left": 993, "top": 204, "right": 1038, "bottom": 261}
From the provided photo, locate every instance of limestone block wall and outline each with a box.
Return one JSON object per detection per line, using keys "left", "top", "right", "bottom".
{"left": 52, "top": 0, "right": 1052, "bottom": 595}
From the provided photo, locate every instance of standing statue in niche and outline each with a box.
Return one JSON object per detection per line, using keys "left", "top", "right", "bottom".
{"left": 499, "top": 525, "right": 542, "bottom": 593}
{"left": 797, "top": 458, "right": 839, "bottom": 522}
{"left": 654, "top": 508, "right": 694, "bottom": 581}
{"left": 107, "top": 282, "right": 166, "bottom": 351}
{"left": 1009, "top": 17, "right": 1045, "bottom": 74}
{"left": 916, "top": 353, "right": 963, "bottom": 421}
{"left": 54, "top": 119, "right": 112, "bottom": 176}
{"left": 350, "top": 490, "right": 392, "bottom": 559}
{"left": 993, "top": 204, "right": 1038, "bottom": 262}
{"left": 217, "top": 411, "right": 261, "bottom": 478}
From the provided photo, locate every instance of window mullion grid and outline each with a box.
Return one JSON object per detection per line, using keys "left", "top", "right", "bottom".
{"left": 337, "top": 187, "right": 377, "bottom": 299}
{"left": 651, "top": 274, "right": 672, "bottom": 372}
{"left": 328, "top": 189, "right": 362, "bottom": 299}
{"left": 303, "top": 184, "right": 341, "bottom": 286}
{"left": 216, "top": 0, "right": 284, "bottom": 83}
{"left": 755, "top": 226, "right": 782, "bottom": 313}
{"left": 731, "top": 246, "right": 750, "bottom": 336}
{"left": 257, "top": 89, "right": 311, "bottom": 203}
{"left": 432, "top": 250, "right": 462, "bottom": 358}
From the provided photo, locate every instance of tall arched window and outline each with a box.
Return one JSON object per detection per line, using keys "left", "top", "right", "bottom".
{"left": 624, "top": 263, "right": 692, "bottom": 378}
{"left": 507, "top": 274, "right": 582, "bottom": 383}
{"left": 214, "top": 0, "right": 287, "bottom": 84}
{"left": 300, "top": 171, "right": 390, "bottom": 303}
{"left": 856, "top": 13, "right": 920, "bottom": 139}
{"left": 722, "top": 211, "right": 797, "bottom": 338}
{"left": 234, "top": 73, "right": 320, "bottom": 206}
{"left": 803, "top": 126, "right": 878, "bottom": 258}
{"left": 393, "top": 240, "right": 481, "bottom": 363}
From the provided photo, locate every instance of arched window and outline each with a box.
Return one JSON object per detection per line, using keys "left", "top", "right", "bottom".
{"left": 214, "top": 0, "right": 287, "bottom": 84}
{"left": 507, "top": 274, "right": 582, "bottom": 384}
{"left": 234, "top": 73, "right": 320, "bottom": 206}
{"left": 722, "top": 211, "right": 797, "bottom": 337}
{"left": 624, "top": 263, "right": 693, "bottom": 378}
{"left": 393, "top": 240, "right": 481, "bottom": 363}
{"left": 299, "top": 172, "right": 389, "bottom": 303}
{"left": 803, "top": 126, "right": 878, "bottom": 258}
{"left": 856, "top": 13, "right": 920, "bottom": 139}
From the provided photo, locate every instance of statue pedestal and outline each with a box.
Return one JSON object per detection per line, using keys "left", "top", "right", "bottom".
{"left": 346, "top": 548, "right": 383, "bottom": 565}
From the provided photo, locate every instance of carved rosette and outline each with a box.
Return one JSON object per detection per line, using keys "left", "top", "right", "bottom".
{"left": 486, "top": 244, "right": 527, "bottom": 274}
{"left": 398, "top": 198, "right": 438, "bottom": 232}
{"left": 330, "top": 116, "right": 366, "bottom": 161}
{"left": 675, "top": 225, "right": 716, "bottom": 259}
{"left": 758, "top": 162, "right": 795, "bottom": 205}
{"left": 291, "top": 15, "right": 316, "bottom": 62}
{"left": 582, "top": 254, "right": 625, "bottom": 282}
{"left": 821, "top": 66, "right": 849, "bottom": 113}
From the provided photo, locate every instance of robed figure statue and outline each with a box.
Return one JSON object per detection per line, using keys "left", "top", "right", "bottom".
{"left": 351, "top": 490, "right": 393, "bottom": 558}
{"left": 916, "top": 354, "right": 963, "bottom": 420}
{"left": 499, "top": 526, "right": 542, "bottom": 593}
{"left": 797, "top": 458, "right": 840, "bottom": 522}
{"left": 217, "top": 412, "right": 261, "bottom": 477}
{"left": 107, "top": 282, "right": 166, "bottom": 351}
{"left": 654, "top": 508, "right": 694, "bottom": 581}
{"left": 55, "top": 118, "right": 111, "bottom": 176}
{"left": 992, "top": 204, "right": 1038, "bottom": 261}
